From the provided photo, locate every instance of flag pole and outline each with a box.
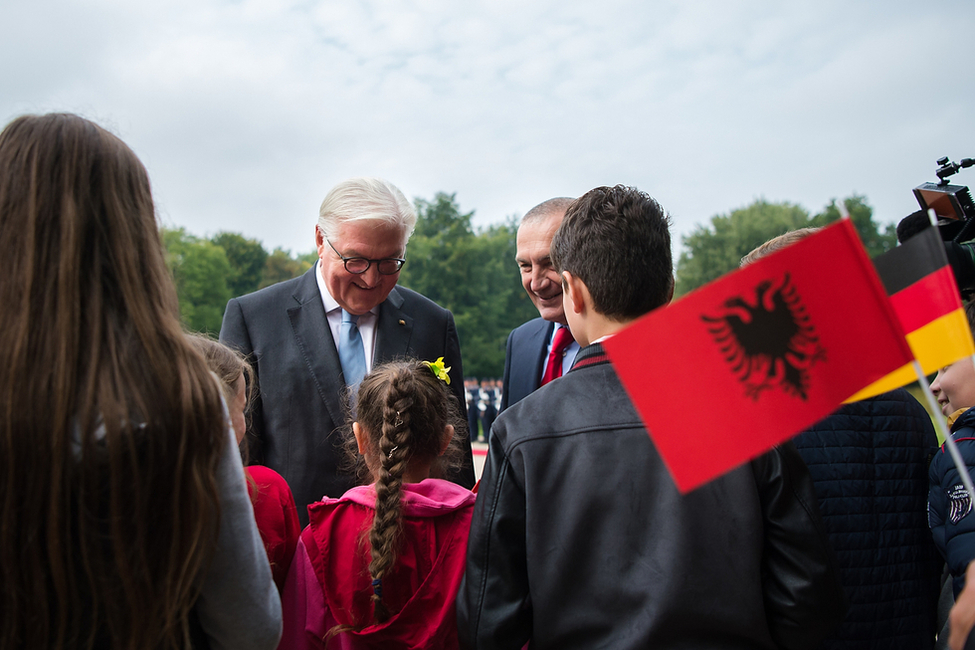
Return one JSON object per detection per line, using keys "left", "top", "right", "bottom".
{"left": 837, "top": 199, "right": 850, "bottom": 220}
{"left": 914, "top": 361, "right": 975, "bottom": 502}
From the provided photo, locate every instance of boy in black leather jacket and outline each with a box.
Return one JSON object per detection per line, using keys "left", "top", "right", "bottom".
{"left": 457, "top": 185, "right": 845, "bottom": 650}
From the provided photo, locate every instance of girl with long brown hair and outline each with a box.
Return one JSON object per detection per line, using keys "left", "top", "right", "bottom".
{"left": 279, "top": 359, "right": 473, "bottom": 649}
{"left": 0, "top": 113, "right": 281, "bottom": 650}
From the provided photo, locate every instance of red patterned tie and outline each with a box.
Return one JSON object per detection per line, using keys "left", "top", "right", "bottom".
{"left": 541, "top": 326, "right": 574, "bottom": 385}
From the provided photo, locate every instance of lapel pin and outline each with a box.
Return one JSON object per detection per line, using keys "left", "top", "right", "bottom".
{"left": 398, "top": 319, "right": 406, "bottom": 326}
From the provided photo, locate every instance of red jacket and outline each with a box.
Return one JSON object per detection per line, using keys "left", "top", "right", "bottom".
{"left": 280, "top": 479, "right": 475, "bottom": 650}
{"left": 246, "top": 465, "right": 301, "bottom": 592}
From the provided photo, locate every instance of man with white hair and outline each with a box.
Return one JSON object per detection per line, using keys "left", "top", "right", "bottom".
{"left": 221, "top": 177, "right": 474, "bottom": 524}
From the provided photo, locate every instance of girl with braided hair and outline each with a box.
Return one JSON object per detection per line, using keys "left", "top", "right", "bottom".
{"left": 280, "top": 359, "right": 473, "bottom": 649}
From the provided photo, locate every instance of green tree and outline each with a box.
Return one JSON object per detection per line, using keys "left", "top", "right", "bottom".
{"left": 399, "top": 194, "right": 533, "bottom": 378}
{"left": 401, "top": 193, "right": 477, "bottom": 310}
{"left": 808, "top": 194, "right": 897, "bottom": 258}
{"left": 161, "top": 227, "right": 232, "bottom": 333}
{"left": 297, "top": 250, "right": 319, "bottom": 267}
{"left": 211, "top": 232, "right": 268, "bottom": 297}
{"left": 259, "top": 247, "right": 314, "bottom": 289}
{"left": 458, "top": 219, "right": 538, "bottom": 376}
{"left": 675, "top": 200, "right": 810, "bottom": 296}
{"left": 675, "top": 195, "right": 899, "bottom": 297}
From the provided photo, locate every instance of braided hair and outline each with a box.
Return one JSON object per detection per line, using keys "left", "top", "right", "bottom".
{"left": 331, "top": 359, "right": 465, "bottom": 634}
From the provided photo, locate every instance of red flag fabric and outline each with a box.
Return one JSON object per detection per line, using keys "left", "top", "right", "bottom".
{"left": 603, "top": 219, "right": 913, "bottom": 492}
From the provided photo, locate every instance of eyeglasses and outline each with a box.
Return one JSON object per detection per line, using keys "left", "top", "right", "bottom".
{"left": 325, "top": 237, "right": 406, "bottom": 275}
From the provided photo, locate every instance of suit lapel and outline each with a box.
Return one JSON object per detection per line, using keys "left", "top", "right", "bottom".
{"left": 287, "top": 268, "right": 347, "bottom": 428}
{"left": 374, "top": 287, "right": 412, "bottom": 362}
{"left": 528, "top": 319, "right": 554, "bottom": 391}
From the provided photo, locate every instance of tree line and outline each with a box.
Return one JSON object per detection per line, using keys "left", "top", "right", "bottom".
{"left": 675, "top": 194, "right": 897, "bottom": 296}
{"left": 163, "top": 192, "right": 896, "bottom": 378}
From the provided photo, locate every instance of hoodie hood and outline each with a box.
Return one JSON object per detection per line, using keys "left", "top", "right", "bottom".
{"left": 304, "top": 478, "right": 474, "bottom": 649}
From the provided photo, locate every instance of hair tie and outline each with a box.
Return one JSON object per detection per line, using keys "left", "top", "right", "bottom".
{"left": 372, "top": 578, "right": 383, "bottom": 597}
{"left": 422, "top": 357, "right": 451, "bottom": 384}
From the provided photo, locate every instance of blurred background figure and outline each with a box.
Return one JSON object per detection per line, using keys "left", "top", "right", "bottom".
{"left": 477, "top": 379, "right": 499, "bottom": 443}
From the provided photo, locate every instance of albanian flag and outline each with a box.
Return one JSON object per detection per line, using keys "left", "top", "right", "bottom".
{"left": 603, "top": 219, "right": 913, "bottom": 492}
{"left": 847, "top": 225, "right": 974, "bottom": 401}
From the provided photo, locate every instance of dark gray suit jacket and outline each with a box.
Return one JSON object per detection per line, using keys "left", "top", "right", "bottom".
{"left": 500, "top": 317, "right": 553, "bottom": 412}
{"left": 220, "top": 267, "right": 474, "bottom": 525}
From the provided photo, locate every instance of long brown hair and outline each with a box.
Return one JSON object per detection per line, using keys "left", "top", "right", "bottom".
{"left": 331, "top": 360, "right": 464, "bottom": 635}
{"left": 0, "top": 114, "right": 226, "bottom": 649}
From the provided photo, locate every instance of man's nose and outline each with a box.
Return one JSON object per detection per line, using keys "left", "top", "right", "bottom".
{"left": 360, "top": 264, "right": 381, "bottom": 286}
{"left": 530, "top": 269, "right": 550, "bottom": 292}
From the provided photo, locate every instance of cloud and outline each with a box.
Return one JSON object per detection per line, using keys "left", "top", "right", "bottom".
{"left": 2, "top": 0, "right": 973, "bottom": 256}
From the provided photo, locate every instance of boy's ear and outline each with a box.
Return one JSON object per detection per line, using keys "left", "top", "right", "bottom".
{"left": 562, "top": 271, "right": 587, "bottom": 315}
{"left": 666, "top": 275, "right": 675, "bottom": 304}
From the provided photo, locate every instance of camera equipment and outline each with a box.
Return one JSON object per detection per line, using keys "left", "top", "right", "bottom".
{"left": 897, "top": 157, "right": 975, "bottom": 295}
{"left": 915, "top": 157, "right": 975, "bottom": 237}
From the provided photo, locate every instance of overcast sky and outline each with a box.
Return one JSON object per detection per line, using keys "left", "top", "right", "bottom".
{"left": 3, "top": 0, "right": 974, "bottom": 258}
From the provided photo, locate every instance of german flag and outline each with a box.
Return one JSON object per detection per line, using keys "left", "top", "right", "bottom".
{"left": 847, "top": 226, "right": 974, "bottom": 401}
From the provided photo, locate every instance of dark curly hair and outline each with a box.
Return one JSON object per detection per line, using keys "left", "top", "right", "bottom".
{"left": 551, "top": 184, "right": 673, "bottom": 320}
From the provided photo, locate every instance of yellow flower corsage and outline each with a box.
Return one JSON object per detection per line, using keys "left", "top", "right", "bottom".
{"left": 422, "top": 357, "right": 451, "bottom": 385}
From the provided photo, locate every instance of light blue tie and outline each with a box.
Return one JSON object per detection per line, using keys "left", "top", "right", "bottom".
{"left": 339, "top": 310, "right": 366, "bottom": 386}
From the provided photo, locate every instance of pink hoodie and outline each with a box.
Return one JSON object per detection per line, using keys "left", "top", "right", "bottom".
{"left": 279, "top": 479, "right": 475, "bottom": 650}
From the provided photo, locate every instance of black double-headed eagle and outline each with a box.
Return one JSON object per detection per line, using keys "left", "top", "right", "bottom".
{"left": 701, "top": 273, "right": 825, "bottom": 400}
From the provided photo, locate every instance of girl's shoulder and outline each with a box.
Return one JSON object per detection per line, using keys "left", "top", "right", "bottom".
{"left": 245, "top": 465, "right": 290, "bottom": 490}
{"left": 308, "top": 480, "right": 475, "bottom": 518}
{"left": 398, "top": 479, "right": 476, "bottom": 516}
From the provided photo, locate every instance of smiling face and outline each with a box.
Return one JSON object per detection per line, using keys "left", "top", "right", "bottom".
{"left": 932, "top": 359, "right": 975, "bottom": 417}
{"left": 516, "top": 211, "right": 567, "bottom": 324}
{"left": 316, "top": 219, "right": 406, "bottom": 316}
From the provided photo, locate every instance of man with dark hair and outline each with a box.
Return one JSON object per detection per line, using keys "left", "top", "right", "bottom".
{"left": 457, "top": 185, "right": 845, "bottom": 649}
{"left": 500, "top": 197, "right": 580, "bottom": 411}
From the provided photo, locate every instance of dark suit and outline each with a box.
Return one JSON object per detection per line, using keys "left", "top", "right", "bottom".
{"left": 500, "top": 317, "right": 553, "bottom": 412}
{"left": 220, "top": 267, "right": 474, "bottom": 525}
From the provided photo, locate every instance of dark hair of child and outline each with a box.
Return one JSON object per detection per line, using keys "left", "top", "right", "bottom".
{"left": 187, "top": 333, "right": 254, "bottom": 407}
{"left": 186, "top": 333, "right": 255, "bottom": 460}
{"left": 332, "top": 359, "right": 466, "bottom": 632}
